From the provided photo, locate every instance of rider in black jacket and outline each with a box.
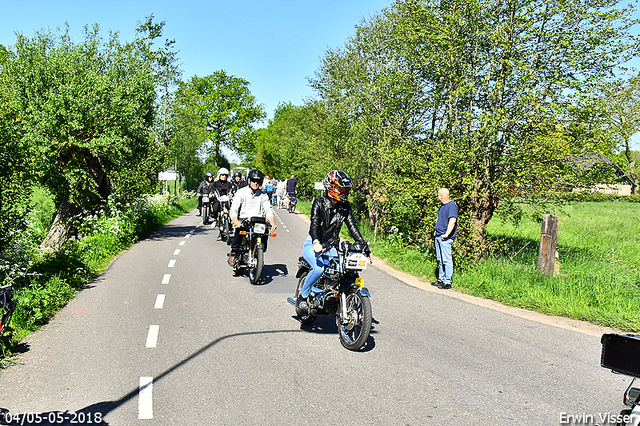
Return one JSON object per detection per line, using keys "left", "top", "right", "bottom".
{"left": 210, "top": 167, "right": 232, "bottom": 225}
{"left": 195, "top": 172, "right": 215, "bottom": 216}
{"left": 296, "top": 170, "right": 369, "bottom": 315}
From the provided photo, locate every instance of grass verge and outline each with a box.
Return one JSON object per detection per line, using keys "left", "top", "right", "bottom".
{"left": 297, "top": 199, "right": 640, "bottom": 332}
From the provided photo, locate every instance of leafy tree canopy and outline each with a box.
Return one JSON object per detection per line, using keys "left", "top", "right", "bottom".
{"left": 174, "top": 70, "right": 266, "bottom": 168}
{"left": 4, "top": 22, "right": 163, "bottom": 250}
{"left": 282, "top": 0, "right": 639, "bottom": 260}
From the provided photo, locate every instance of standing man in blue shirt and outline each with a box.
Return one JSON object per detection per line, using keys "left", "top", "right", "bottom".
{"left": 432, "top": 188, "right": 458, "bottom": 289}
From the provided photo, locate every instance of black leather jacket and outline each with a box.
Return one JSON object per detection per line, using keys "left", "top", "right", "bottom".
{"left": 309, "top": 196, "right": 365, "bottom": 248}
{"left": 196, "top": 180, "right": 215, "bottom": 196}
{"left": 212, "top": 180, "right": 232, "bottom": 196}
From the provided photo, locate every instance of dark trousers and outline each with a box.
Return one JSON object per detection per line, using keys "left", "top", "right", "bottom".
{"left": 231, "top": 226, "right": 247, "bottom": 252}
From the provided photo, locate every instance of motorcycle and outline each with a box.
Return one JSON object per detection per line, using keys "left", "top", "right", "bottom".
{"left": 0, "top": 284, "right": 17, "bottom": 337}
{"left": 287, "top": 240, "right": 372, "bottom": 351}
{"left": 230, "top": 216, "right": 276, "bottom": 285}
{"left": 214, "top": 190, "right": 233, "bottom": 245}
{"left": 200, "top": 192, "right": 213, "bottom": 225}
{"left": 601, "top": 333, "right": 640, "bottom": 426}
{"left": 287, "top": 192, "right": 297, "bottom": 214}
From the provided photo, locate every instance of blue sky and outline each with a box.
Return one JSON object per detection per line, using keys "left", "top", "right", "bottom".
{"left": 2, "top": 0, "right": 639, "bottom": 153}
{"left": 1, "top": 0, "right": 392, "bottom": 124}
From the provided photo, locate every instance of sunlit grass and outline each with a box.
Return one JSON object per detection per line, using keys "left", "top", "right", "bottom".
{"left": 298, "top": 199, "right": 640, "bottom": 332}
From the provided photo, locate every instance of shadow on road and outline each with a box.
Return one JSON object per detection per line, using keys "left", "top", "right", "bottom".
{"left": 297, "top": 315, "right": 378, "bottom": 353}
{"left": 143, "top": 223, "right": 206, "bottom": 242}
{"left": 256, "top": 263, "right": 289, "bottom": 285}
{"left": 1, "top": 329, "right": 303, "bottom": 425}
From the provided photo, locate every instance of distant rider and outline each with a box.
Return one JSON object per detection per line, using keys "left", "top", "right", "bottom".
{"left": 231, "top": 172, "right": 247, "bottom": 194}
{"left": 295, "top": 170, "right": 370, "bottom": 316}
{"left": 195, "top": 171, "right": 215, "bottom": 217}
{"left": 228, "top": 169, "right": 277, "bottom": 267}
{"left": 286, "top": 175, "right": 297, "bottom": 207}
{"left": 210, "top": 168, "right": 232, "bottom": 226}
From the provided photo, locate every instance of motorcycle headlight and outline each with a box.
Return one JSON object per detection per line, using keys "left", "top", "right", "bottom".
{"left": 253, "top": 223, "right": 267, "bottom": 234}
{"left": 202, "top": 196, "right": 209, "bottom": 203}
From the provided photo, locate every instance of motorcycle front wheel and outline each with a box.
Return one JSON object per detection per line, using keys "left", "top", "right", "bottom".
{"left": 295, "top": 272, "right": 316, "bottom": 325}
{"left": 226, "top": 224, "right": 233, "bottom": 245}
{"left": 219, "top": 216, "right": 228, "bottom": 241}
{"left": 248, "top": 247, "right": 264, "bottom": 285}
{"left": 338, "top": 290, "right": 372, "bottom": 351}
{"left": 202, "top": 205, "right": 209, "bottom": 225}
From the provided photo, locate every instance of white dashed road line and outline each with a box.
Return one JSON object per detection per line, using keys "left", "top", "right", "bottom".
{"left": 139, "top": 223, "right": 197, "bottom": 420}
{"left": 138, "top": 377, "right": 154, "bottom": 419}
{"left": 154, "top": 294, "right": 165, "bottom": 309}
{"left": 145, "top": 325, "right": 160, "bottom": 348}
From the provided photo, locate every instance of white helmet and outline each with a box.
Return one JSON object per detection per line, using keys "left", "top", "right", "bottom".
{"left": 217, "top": 167, "right": 229, "bottom": 178}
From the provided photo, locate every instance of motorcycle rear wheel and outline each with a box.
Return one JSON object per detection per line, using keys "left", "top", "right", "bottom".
{"left": 338, "top": 290, "right": 372, "bottom": 351}
{"left": 248, "top": 247, "right": 264, "bottom": 285}
{"left": 295, "top": 272, "right": 316, "bottom": 325}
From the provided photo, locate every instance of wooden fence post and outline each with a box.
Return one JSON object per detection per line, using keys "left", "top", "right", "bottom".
{"left": 537, "top": 214, "right": 559, "bottom": 275}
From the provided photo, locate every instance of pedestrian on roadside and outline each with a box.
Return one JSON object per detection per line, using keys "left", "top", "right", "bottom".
{"left": 276, "top": 178, "right": 287, "bottom": 208}
{"left": 265, "top": 177, "right": 274, "bottom": 203}
{"left": 286, "top": 175, "right": 297, "bottom": 195}
{"left": 432, "top": 188, "right": 458, "bottom": 290}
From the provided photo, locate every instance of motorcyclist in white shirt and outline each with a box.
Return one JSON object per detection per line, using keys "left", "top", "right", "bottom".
{"left": 228, "top": 169, "right": 277, "bottom": 267}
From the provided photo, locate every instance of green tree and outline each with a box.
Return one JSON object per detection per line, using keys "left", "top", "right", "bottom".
{"left": 175, "top": 71, "right": 266, "bottom": 168}
{"left": 166, "top": 93, "right": 208, "bottom": 190}
{"left": 0, "top": 48, "right": 30, "bottom": 252}
{"left": 603, "top": 73, "right": 640, "bottom": 194}
{"left": 309, "top": 0, "right": 639, "bottom": 259}
{"left": 5, "top": 24, "right": 160, "bottom": 250}
{"left": 134, "top": 15, "right": 183, "bottom": 149}
{"left": 255, "top": 101, "right": 335, "bottom": 196}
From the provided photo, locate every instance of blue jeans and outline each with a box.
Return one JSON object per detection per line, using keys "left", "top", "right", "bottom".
{"left": 300, "top": 235, "right": 337, "bottom": 298}
{"left": 435, "top": 236, "right": 454, "bottom": 284}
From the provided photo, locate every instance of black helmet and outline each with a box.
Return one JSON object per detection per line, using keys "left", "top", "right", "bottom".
{"left": 323, "top": 170, "right": 353, "bottom": 202}
{"left": 205, "top": 171, "right": 214, "bottom": 180}
{"left": 247, "top": 169, "right": 265, "bottom": 185}
{"left": 233, "top": 172, "right": 242, "bottom": 179}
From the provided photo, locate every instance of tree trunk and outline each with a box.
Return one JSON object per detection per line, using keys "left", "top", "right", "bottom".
{"left": 41, "top": 152, "right": 111, "bottom": 252}
{"left": 40, "top": 197, "right": 83, "bottom": 252}
{"left": 467, "top": 185, "right": 499, "bottom": 260}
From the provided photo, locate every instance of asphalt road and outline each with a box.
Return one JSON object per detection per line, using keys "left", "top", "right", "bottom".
{"left": 0, "top": 208, "right": 632, "bottom": 425}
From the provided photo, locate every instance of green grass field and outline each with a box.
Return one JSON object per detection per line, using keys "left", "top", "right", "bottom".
{"left": 297, "top": 200, "right": 640, "bottom": 332}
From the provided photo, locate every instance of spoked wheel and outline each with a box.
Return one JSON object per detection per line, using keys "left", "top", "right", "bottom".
{"left": 202, "top": 205, "right": 209, "bottom": 225}
{"left": 248, "top": 247, "right": 264, "bottom": 285}
{"left": 338, "top": 290, "right": 372, "bottom": 351}
{"left": 219, "top": 217, "right": 227, "bottom": 241}
{"left": 295, "top": 272, "right": 316, "bottom": 325}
